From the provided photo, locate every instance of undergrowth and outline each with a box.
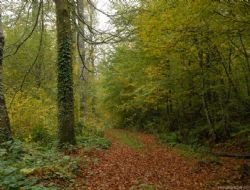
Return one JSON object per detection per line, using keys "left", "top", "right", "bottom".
{"left": 156, "top": 123, "right": 250, "bottom": 163}
{"left": 157, "top": 132, "right": 219, "bottom": 163}
{"left": 0, "top": 140, "right": 67, "bottom": 189}
{"left": 77, "top": 131, "right": 111, "bottom": 150}
{"left": 0, "top": 127, "right": 111, "bottom": 190}
{"left": 173, "top": 144, "right": 220, "bottom": 164}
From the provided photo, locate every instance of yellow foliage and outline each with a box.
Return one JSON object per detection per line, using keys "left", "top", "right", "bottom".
{"left": 7, "top": 88, "right": 57, "bottom": 139}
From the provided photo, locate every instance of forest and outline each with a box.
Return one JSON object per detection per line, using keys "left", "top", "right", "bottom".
{"left": 0, "top": 0, "right": 250, "bottom": 189}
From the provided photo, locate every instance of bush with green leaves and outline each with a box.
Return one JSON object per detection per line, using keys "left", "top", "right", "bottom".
{"left": 31, "top": 125, "right": 54, "bottom": 145}
{"left": 0, "top": 141, "right": 39, "bottom": 189}
{"left": 77, "top": 135, "right": 111, "bottom": 150}
{"left": 76, "top": 125, "right": 111, "bottom": 150}
{"left": 0, "top": 140, "right": 83, "bottom": 190}
{"left": 157, "top": 132, "right": 180, "bottom": 147}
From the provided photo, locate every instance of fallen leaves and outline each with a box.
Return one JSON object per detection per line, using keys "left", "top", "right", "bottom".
{"left": 73, "top": 130, "right": 250, "bottom": 190}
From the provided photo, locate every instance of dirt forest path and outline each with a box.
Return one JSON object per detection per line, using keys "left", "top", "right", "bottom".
{"left": 77, "top": 129, "right": 249, "bottom": 190}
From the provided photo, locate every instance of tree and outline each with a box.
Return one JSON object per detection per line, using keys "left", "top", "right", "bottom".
{"left": 2, "top": 1, "right": 58, "bottom": 140}
{"left": 76, "top": 0, "right": 98, "bottom": 123}
{"left": 97, "top": 0, "right": 250, "bottom": 144}
{"left": 0, "top": 12, "right": 12, "bottom": 143}
{"left": 55, "top": 0, "right": 76, "bottom": 146}
{"left": 77, "top": 0, "right": 87, "bottom": 120}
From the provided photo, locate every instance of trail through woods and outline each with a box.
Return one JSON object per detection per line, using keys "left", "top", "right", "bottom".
{"left": 74, "top": 130, "right": 249, "bottom": 190}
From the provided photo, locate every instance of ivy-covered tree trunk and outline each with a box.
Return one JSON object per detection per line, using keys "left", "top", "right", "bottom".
{"left": 55, "top": 0, "right": 76, "bottom": 146}
{"left": 0, "top": 13, "right": 12, "bottom": 143}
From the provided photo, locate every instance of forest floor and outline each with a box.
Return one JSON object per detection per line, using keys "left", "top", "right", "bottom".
{"left": 73, "top": 129, "right": 250, "bottom": 190}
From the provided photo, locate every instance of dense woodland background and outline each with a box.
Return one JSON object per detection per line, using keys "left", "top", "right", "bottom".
{"left": 0, "top": 0, "right": 250, "bottom": 189}
{"left": 99, "top": 0, "right": 250, "bottom": 147}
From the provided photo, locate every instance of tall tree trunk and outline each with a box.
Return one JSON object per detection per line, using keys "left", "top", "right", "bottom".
{"left": 197, "top": 44, "right": 216, "bottom": 142}
{"left": 239, "top": 32, "right": 250, "bottom": 96}
{"left": 32, "top": 0, "right": 43, "bottom": 88}
{"left": 55, "top": 0, "right": 76, "bottom": 146}
{"left": 77, "top": 0, "right": 87, "bottom": 120}
{"left": 0, "top": 12, "right": 12, "bottom": 143}
{"left": 89, "top": 4, "right": 96, "bottom": 117}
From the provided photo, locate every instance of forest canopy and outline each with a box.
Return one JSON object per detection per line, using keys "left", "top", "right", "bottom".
{"left": 98, "top": 0, "right": 250, "bottom": 145}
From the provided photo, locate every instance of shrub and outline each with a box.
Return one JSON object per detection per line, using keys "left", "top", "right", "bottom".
{"left": 0, "top": 140, "right": 82, "bottom": 189}
{"left": 7, "top": 89, "right": 57, "bottom": 141}
{"left": 157, "top": 132, "right": 180, "bottom": 146}
{"left": 75, "top": 121, "right": 84, "bottom": 136}
{"left": 76, "top": 123, "right": 111, "bottom": 150}
{"left": 31, "top": 125, "right": 53, "bottom": 144}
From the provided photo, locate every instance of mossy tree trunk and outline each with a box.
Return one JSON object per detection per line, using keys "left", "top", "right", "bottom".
{"left": 0, "top": 13, "right": 12, "bottom": 143}
{"left": 55, "top": 0, "right": 76, "bottom": 146}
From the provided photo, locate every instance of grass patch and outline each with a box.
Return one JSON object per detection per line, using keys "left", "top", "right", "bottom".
{"left": 173, "top": 144, "right": 219, "bottom": 164}
{"left": 156, "top": 132, "right": 219, "bottom": 163}
{"left": 111, "top": 129, "right": 144, "bottom": 150}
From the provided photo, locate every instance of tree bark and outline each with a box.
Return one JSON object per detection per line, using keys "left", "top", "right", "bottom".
{"left": 0, "top": 12, "right": 12, "bottom": 143}
{"left": 88, "top": 3, "right": 96, "bottom": 117}
{"left": 77, "top": 0, "right": 87, "bottom": 120}
{"left": 239, "top": 32, "right": 250, "bottom": 96}
{"left": 55, "top": 0, "right": 76, "bottom": 146}
{"left": 32, "top": 0, "right": 43, "bottom": 88}
{"left": 197, "top": 44, "right": 216, "bottom": 142}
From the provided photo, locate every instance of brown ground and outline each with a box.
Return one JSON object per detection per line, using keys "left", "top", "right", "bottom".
{"left": 74, "top": 130, "right": 250, "bottom": 190}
